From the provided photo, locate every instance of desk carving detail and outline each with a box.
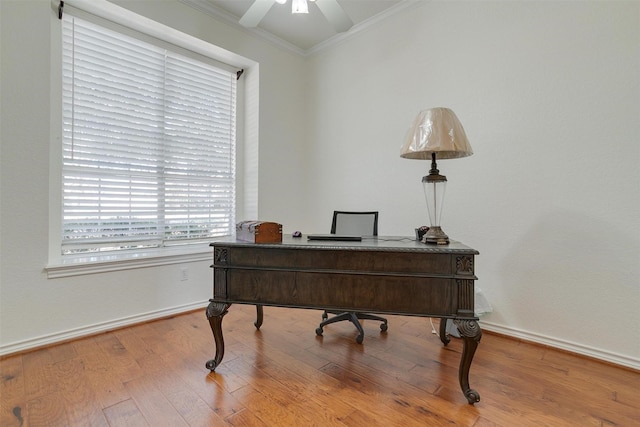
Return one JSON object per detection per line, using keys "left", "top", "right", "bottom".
{"left": 456, "top": 255, "right": 474, "bottom": 275}
{"left": 206, "top": 237, "right": 482, "bottom": 404}
{"left": 214, "top": 248, "right": 228, "bottom": 264}
{"left": 457, "top": 279, "right": 475, "bottom": 313}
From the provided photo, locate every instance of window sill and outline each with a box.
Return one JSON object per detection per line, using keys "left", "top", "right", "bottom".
{"left": 45, "top": 244, "right": 212, "bottom": 279}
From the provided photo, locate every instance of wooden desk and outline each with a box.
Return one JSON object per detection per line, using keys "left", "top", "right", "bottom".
{"left": 206, "top": 236, "right": 482, "bottom": 404}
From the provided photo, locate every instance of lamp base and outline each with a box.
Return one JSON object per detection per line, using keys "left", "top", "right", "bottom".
{"left": 421, "top": 226, "right": 449, "bottom": 245}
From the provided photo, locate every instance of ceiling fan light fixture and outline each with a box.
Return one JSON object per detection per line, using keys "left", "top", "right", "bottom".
{"left": 241, "top": 0, "right": 352, "bottom": 32}
{"left": 292, "top": 0, "right": 309, "bottom": 14}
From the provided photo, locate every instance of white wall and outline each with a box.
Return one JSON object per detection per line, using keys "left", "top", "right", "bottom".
{"left": 303, "top": 1, "right": 639, "bottom": 367}
{"left": 0, "top": 0, "right": 307, "bottom": 353}
{"left": 2, "top": 0, "right": 639, "bottom": 369}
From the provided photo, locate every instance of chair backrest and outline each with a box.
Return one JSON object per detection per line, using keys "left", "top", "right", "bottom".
{"left": 331, "top": 211, "right": 378, "bottom": 236}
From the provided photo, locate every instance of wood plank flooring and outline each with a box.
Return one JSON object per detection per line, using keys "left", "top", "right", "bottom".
{"left": 1, "top": 305, "right": 638, "bottom": 426}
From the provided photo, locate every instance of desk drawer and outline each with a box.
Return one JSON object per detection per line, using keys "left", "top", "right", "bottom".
{"left": 218, "top": 247, "right": 457, "bottom": 276}
{"left": 220, "top": 269, "right": 456, "bottom": 316}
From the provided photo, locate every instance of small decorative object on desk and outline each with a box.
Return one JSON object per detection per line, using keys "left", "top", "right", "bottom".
{"left": 415, "top": 226, "right": 430, "bottom": 242}
{"left": 236, "top": 221, "right": 282, "bottom": 243}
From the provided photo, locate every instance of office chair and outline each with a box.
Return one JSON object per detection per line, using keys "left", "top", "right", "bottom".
{"left": 315, "top": 211, "right": 388, "bottom": 344}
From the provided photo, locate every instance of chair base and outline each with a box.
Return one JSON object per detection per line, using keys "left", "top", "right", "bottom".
{"left": 315, "top": 311, "right": 388, "bottom": 344}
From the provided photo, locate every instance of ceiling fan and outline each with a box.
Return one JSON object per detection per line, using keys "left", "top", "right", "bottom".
{"left": 239, "top": 0, "right": 354, "bottom": 33}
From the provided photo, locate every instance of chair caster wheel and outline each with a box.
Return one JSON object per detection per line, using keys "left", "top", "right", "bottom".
{"left": 322, "top": 312, "right": 328, "bottom": 320}
{"left": 380, "top": 323, "right": 388, "bottom": 332}
{"left": 356, "top": 334, "right": 364, "bottom": 344}
{"left": 315, "top": 327, "right": 324, "bottom": 336}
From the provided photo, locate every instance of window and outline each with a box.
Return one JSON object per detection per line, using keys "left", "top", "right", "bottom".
{"left": 61, "top": 13, "right": 237, "bottom": 255}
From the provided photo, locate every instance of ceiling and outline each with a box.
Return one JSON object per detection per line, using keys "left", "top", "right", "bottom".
{"left": 180, "top": 0, "right": 417, "bottom": 55}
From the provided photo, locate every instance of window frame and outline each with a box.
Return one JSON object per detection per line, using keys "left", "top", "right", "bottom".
{"left": 46, "top": 0, "right": 259, "bottom": 278}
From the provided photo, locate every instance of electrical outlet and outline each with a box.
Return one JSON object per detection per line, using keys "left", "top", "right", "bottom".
{"left": 180, "top": 267, "right": 189, "bottom": 281}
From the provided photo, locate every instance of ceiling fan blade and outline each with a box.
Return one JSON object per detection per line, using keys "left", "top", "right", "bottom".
{"left": 315, "top": 0, "right": 353, "bottom": 33}
{"left": 239, "top": 0, "right": 276, "bottom": 28}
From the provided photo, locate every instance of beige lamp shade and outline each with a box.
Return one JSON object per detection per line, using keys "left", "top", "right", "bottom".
{"left": 400, "top": 108, "right": 473, "bottom": 160}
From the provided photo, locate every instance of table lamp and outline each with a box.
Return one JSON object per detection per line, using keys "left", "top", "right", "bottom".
{"left": 400, "top": 108, "right": 473, "bottom": 244}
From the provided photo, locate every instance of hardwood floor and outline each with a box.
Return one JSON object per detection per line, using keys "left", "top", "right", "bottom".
{"left": 1, "top": 305, "right": 638, "bottom": 426}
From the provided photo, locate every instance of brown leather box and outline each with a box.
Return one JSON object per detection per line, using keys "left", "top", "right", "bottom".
{"left": 236, "top": 221, "right": 282, "bottom": 243}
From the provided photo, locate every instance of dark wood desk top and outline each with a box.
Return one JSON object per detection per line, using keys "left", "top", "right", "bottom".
{"left": 211, "top": 235, "right": 479, "bottom": 254}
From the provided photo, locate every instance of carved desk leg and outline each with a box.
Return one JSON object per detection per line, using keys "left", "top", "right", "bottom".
{"left": 205, "top": 300, "right": 230, "bottom": 371}
{"left": 453, "top": 319, "right": 482, "bottom": 404}
{"left": 439, "top": 317, "right": 450, "bottom": 345}
{"left": 255, "top": 304, "right": 263, "bottom": 330}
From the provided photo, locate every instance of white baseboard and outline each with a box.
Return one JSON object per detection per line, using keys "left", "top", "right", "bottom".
{"left": 0, "top": 301, "right": 209, "bottom": 357}
{"left": 2, "top": 307, "right": 638, "bottom": 372}
{"left": 480, "top": 320, "right": 640, "bottom": 371}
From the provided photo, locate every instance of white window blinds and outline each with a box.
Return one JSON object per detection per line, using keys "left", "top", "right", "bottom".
{"left": 61, "top": 14, "right": 236, "bottom": 254}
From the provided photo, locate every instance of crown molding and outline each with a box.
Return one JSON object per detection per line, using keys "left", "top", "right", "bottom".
{"left": 306, "top": 0, "right": 422, "bottom": 56}
{"left": 179, "top": 0, "right": 306, "bottom": 56}
{"left": 179, "top": 0, "right": 423, "bottom": 57}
